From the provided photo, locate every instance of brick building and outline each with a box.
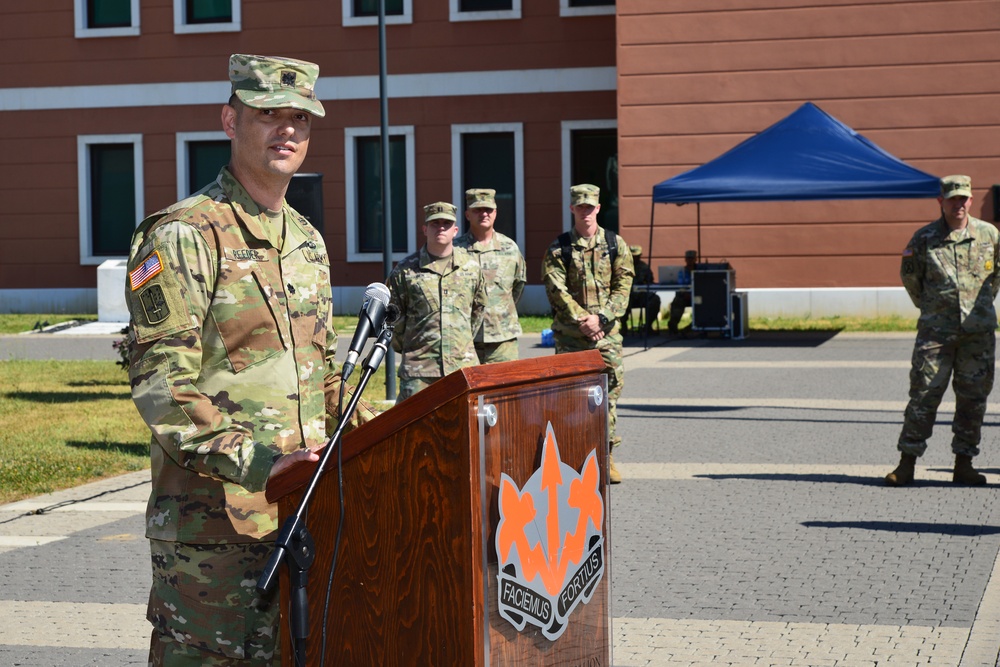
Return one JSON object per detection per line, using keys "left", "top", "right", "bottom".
{"left": 0, "top": 0, "right": 617, "bottom": 313}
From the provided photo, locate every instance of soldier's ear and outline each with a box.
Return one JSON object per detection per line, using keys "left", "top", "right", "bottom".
{"left": 221, "top": 104, "right": 237, "bottom": 139}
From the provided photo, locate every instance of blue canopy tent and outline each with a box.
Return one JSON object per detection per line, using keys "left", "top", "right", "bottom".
{"left": 648, "top": 102, "right": 940, "bottom": 262}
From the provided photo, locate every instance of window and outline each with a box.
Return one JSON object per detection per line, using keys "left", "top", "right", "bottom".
{"left": 561, "top": 120, "right": 617, "bottom": 233}
{"left": 343, "top": 0, "right": 412, "bottom": 27}
{"left": 560, "top": 0, "right": 614, "bottom": 17}
{"left": 176, "top": 132, "right": 230, "bottom": 199}
{"left": 174, "top": 0, "right": 241, "bottom": 34}
{"left": 344, "top": 127, "right": 416, "bottom": 262}
{"left": 451, "top": 124, "right": 524, "bottom": 250}
{"left": 75, "top": 0, "right": 140, "bottom": 38}
{"left": 450, "top": 0, "right": 520, "bottom": 22}
{"left": 78, "top": 135, "right": 144, "bottom": 264}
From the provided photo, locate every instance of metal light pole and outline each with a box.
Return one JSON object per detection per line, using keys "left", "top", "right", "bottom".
{"left": 378, "top": 0, "right": 396, "bottom": 400}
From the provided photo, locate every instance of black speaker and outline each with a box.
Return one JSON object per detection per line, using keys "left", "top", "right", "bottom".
{"left": 692, "top": 270, "right": 733, "bottom": 331}
{"left": 992, "top": 184, "right": 1000, "bottom": 223}
{"left": 286, "top": 173, "right": 324, "bottom": 233}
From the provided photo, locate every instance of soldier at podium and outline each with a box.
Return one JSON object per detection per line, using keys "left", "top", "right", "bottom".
{"left": 542, "top": 184, "right": 634, "bottom": 483}
{"left": 124, "top": 54, "right": 375, "bottom": 666}
{"left": 388, "top": 201, "right": 488, "bottom": 403}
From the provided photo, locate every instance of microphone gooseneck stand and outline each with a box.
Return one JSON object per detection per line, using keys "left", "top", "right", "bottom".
{"left": 257, "top": 325, "right": 394, "bottom": 667}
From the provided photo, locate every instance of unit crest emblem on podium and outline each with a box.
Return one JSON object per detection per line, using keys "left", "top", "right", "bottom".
{"left": 495, "top": 422, "right": 605, "bottom": 641}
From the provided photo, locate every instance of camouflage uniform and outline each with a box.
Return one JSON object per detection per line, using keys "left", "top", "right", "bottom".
{"left": 127, "top": 166, "right": 373, "bottom": 665}
{"left": 387, "top": 246, "right": 487, "bottom": 402}
{"left": 898, "top": 214, "right": 1000, "bottom": 457}
{"left": 455, "top": 229, "right": 526, "bottom": 363}
{"left": 542, "top": 226, "right": 635, "bottom": 450}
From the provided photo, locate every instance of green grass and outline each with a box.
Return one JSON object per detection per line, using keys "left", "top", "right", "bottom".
{"left": 0, "top": 314, "right": 96, "bottom": 334}
{"left": 748, "top": 315, "right": 917, "bottom": 332}
{"left": 0, "top": 360, "right": 149, "bottom": 504}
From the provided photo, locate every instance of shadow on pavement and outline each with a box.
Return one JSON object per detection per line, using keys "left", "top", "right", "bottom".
{"left": 622, "top": 329, "right": 844, "bottom": 349}
{"left": 802, "top": 520, "right": 1000, "bottom": 536}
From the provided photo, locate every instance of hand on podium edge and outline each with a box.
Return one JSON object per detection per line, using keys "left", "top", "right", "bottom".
{"left": 269, "top": 448, "right": 321, "bottom": 481}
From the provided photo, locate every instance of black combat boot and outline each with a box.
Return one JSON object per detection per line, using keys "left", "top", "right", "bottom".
{"left": 885, "top": 454, "right": 917, "bottom": 487}
{"left": 953, "top": 454, "right": 987, "bottom": 486}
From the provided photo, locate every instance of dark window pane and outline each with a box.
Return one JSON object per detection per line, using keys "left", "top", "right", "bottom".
{"left": 186, "top": 0, "right": 232, "bottom": 24}
{"left": 187, "top": 141, "right": 230, "bottom": 196}
{"left": 88, "top": 0, "right": 132, "bottom": 28}
{"left": 356, "top": 136, "right": 407, "bottom": 254}
{"left": 460, "top": 0, "right": 512, "bottom": 10}
{"left": 569, "top": 0, "right": 614, "bottom": 6}
{"left": 90, "top": 144, "right": 135, "bottom": 256}
{"left": 571, "top": 129, "right": 618, "bottom": 234}
{"left": 461, "top": 133, "right": 517, "bottom": 243}
{"left": 353, "top": 0, "right": 403, "bottom": 17}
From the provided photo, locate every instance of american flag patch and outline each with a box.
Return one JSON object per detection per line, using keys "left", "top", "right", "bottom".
{"left": 130, "top": 251, "right": 164, "bottom": 291}
{"left": 902, "top": 248, "right": 913, "bottom": 257}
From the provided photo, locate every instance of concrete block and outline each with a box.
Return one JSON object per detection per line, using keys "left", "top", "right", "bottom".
{"left": 97, "top": 259, "right": 129, "bottom": 322}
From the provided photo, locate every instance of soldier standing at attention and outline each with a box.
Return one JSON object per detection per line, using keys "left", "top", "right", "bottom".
{"left": 542, "top": 184, "right": 634, "bottom": 483}
{"left": 886, "top": 175, "right": 1000, "bottom": 487}
{"left": 455, "top": 188, "right": 527, "bottom": 363}
{"left": 125, "top": 54, "right": 374, "bottom": 666}
{"left": 388, "top": 202, "right": 487, "bottom": 403}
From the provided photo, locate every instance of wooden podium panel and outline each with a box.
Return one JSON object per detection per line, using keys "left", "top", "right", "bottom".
{"left": 266, "top": 351, "right": 611, "bottom": 666}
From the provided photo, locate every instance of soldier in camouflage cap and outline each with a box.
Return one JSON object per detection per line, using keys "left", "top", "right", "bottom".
{"left": 388, "top": 202, "right": 488, "bottom": 403}
{"left": 886, "top": 175, "right": 1000, "bottom": 487}
{"left": 126, "top": 54, "right": 373, "bottom": 666}
{"left": 229, "top": 53, "right": 325, "bottom": 117}
{"left": 455, "top": 188, "right": 527, "bottom": 364}
{"left": 542, "top": 184, "right": 634, "bottom": 484}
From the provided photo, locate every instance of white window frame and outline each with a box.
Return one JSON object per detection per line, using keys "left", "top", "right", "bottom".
{"left": 344, "top": 126, "right": 417, "bottom": 263}
{"left": 450, "top": 123, "right": 525, "bottom": 254}
{"left": 74, "top": 0, "right": 140, "bottom": 38}
{"left": 342, "top": 0, "right": 413, "bottom": 27}
{"left": 175, "top": 131, "right": 229, "bottom": 200}
{"left": 173, "top": 0, "right": 241, "bottom": 34}
{"left": 449, "top": 0, "right": 521, "bottom": 22}
{"left": 561, "top": 119, "right": 616, "bottom": 231}
{"left": 559, "top": 0, "right": 615, "bottom": 18}
{"left": 77, "top": 134, "right": 144, "bottom": 265}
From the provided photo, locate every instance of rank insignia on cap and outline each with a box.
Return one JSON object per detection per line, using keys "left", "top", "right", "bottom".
{"left": 139, "top": 284, "right": 170, "bottom": 324}
{"left": 129, "top": 251, "right": 164, "bottom": 291}
{"left": 281, "top": 71, "right": 296, "bottom": 87}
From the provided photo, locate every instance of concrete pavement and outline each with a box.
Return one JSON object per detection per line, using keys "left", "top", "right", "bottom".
{"left": 3, "top": 328, "right": 1000, "bottom": 665}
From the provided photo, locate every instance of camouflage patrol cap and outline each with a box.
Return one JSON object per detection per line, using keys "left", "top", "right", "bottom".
{"left": 940, "top": 175, "right": 972, "bottom": 199}
{"left": 423, "top": 201, "right": 457, "bottom": 223}
{"left": 229, "top": 54, "right": 326, "bottom": 118}
{"left": 570, "top": 184, "right": 600, "bottom": 206}
{"left": 629, "top": 245, "right": 642, "bottom": 256}
{"left": 465, "top": 188, "right": 496, "bottom": 209}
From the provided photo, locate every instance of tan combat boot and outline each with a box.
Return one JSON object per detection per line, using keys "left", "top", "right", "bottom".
{"left": 884, "top": 454, "right": 917, "bottom": 487}
{"left": 609, "top": 453, "right": 622, "bottom": 484}
{"left": 953, "top": 454, "right": 987, "bottom": 486}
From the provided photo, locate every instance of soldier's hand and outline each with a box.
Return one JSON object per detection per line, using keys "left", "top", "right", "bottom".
{"left": 269, "top": 449, "right": 320, "bottom": 480}
{"left": 577, "top": 314, "right": 605, "bottom": 342}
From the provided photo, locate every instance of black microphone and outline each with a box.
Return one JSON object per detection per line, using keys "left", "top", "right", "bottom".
{"left": 342, "top": 282, "right": 391, "bottom": 382}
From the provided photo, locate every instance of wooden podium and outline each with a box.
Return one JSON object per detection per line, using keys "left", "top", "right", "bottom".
{"left": 266, "top": 350, "right": 613, "bottom": 666}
